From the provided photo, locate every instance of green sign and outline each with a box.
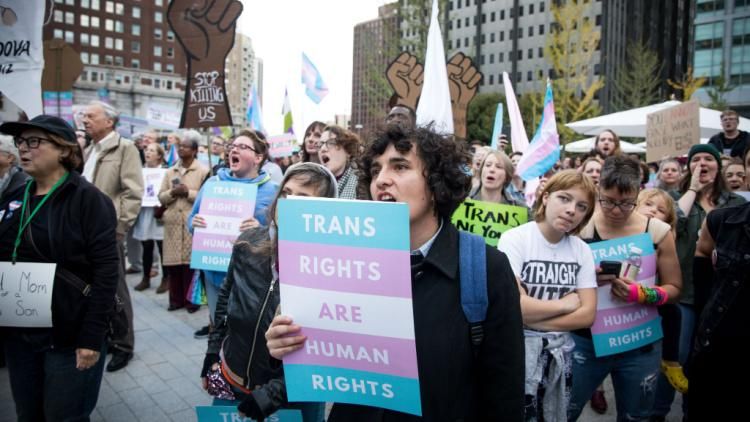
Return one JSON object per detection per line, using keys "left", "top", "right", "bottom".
{"left": 451, "top": 199, "right": 528, "bottom": 246}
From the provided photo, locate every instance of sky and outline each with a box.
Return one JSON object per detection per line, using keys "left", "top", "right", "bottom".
{"left": 237, "top": 0, "right": 390, "bottom": 136}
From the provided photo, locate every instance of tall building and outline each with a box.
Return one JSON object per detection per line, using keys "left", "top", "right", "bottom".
{"left": 225, "top": 33, "right": 257, "bottom": 128}
{"left": 351, "top": 3, "right": 400, "bottom": 135}
{"left": 693, "top": 0, "right": 750, "bottom": 116}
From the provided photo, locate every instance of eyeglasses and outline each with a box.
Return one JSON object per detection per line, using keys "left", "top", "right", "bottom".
{"left": 211, "top": 141, "right": 225, "bottom": 148}
{"left": 229, "top": 143, "right": 257, "bottom": 152}
{"left": 316, "top": 139, "right": 339, "bottom": 148}
{"left": 598, "top": 198, "right": 637, "bottom": 212}
{"left": 13, "top": 136, "right": 52, "bottom": 149}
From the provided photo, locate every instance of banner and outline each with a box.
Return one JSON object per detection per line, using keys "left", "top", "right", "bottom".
{"left": 587, "top": 233, "right": 663, "bottom": 357}
{"left": 196, "top": 406, "right": 301, "bottom": 422}
{"left": 646, "top": 100, "right": 700, "bottom": 163}
{"left": 142, "top": 168, "right": 167, "bottom": 207}
{"left": 268, "top": 134, "right": 295, "bottom": 158}
{"left": 451, "top": 199, "right": 527, "bottom": 247}
{"left": 146, "top": 103, "right": 181, "bottom": 130}
{"left": 278, "top": 198, "right": 421, "bottom": 416}
{"left": 0, "top": 262, "right": 56, "bottom": 327}
{"left": 0, "top": 1, "right": 44, "bottom": 117}
{"left": 190, "top": 181, "right": 257, "bottom": 272}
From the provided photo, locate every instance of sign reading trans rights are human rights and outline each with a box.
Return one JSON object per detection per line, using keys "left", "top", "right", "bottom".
{"left": 190, "top": 181, "right": 257, "bottom": 272}
{"left": 278, "top": 198, "right": 421, "bottom": 416}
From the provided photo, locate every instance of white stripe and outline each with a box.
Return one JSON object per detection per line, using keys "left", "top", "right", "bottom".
{"left": 197, "top": 216, "right": 243, "bottom": 236}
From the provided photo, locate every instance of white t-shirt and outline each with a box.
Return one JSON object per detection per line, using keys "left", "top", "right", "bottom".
{"left": 497, "top": 222, "right": 597, "bottom": 300}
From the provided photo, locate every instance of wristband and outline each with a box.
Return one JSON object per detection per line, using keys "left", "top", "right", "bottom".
{"left": 627, "top": 283, "right": 640, "bottom": 303}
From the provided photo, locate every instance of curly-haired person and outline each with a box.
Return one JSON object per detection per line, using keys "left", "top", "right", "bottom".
{"left": 266, "top": 125, "right": 525, "bottom": 421}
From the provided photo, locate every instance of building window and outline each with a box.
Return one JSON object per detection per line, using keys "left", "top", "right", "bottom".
{"left": 132, "top": 24, "right": 140, "bottom": 36}
{"left": 539, "top": 47, "right": 544, "bottom": 57}
{"left": 114, "top": 56, "right": 123, "bottom": 66}
{"left": 132, "top": 59, "right": 140, "bottom": 69}
{"left": 154, "top": 45, "right": 162, "bottom": 56}
{"left": 105, "top": 55, "right": 113, "bottom": 65}
{"left": 81, "top": 0, "right": 90, "bottom": 8}
{"left": 167, "top": 30, "right": 175, "bottom": 41}
{"left": 696, "top": 0, "right": 725, "bottom": 18}
{"left": 115, "top": 38, "right": 123, "bottom": 50}
{"left": 155, "top": 11, "right": 163, "bottom": 23}
{"left": 155, "top": 28, "right": 163, "bottom": 39}
{"left": 489, "top": 74, "right": 494, "bottom": 85}
{"left": 80, "top": 14, "right": 90, "bottom": 27}
{"left": 528, "top": 48, "right": 533, "bottom": 58}
{"left": 80, "top": 71, "right": 88, "bottom": 82}
{"left": 65, "top": 0, "right": 74, "bottom": 4}
{"left": 81, "top": 33, "right": 90, "bottom": 45}
{"left": 166, "top": 81, "right": 173, "bottom": 90}
{"left": 91, "top": 0, "right": 100, "bottom": 10}
{"left": 456, "top": 38, "right": 461, "bottom": 48}
{"left": 480, "top": 55, "right": 485, "bottom": 65}
{"left": 500, "top": 31, "right": 504, "bottom": 41}
{"left": 115, "top": 21, "right": 124, "bottom": 33}
{"left": 132, "top": 41, "right": 140, "bottom": 53}
{"left": 540, "top": 1, "right": 545, "bottom": 12}
{"left": 132, "top": 6, "right": 140, "bottom": 18}
{"left": 167, "top": 47, "right": 174, "bottom": 58}
{"left": 91, "top": 16, "right": 100, "bottom": 28}
{"left": 154, "top": 79, "right": 162, "bottom": 89}
{"left": 529, "top": 26, "right": 533, "bottom": 37}
{"left": 154, "top": 62, "right": 162, "bottom": 72}
{"left": 54, "top": 10, "right": 63, "bottom": 23}
{"left": 530, "top": 3, "right": 535, "bottom": 14}
{"left": 695, "top": 21, "right": 725, "bottom": 84}
{"left": 490, "top": 33, "right": 495, "bottom": 43}
{"left": 156, "top": 0, "right": 163, "bottom": 6}
{"left": 115, "top": 3, "right": 124, "bottom": 15}
{"left": 105, "top": 1, "right": 114, "bottom": 13}
{"left": 91, "top": 54, "right": 99, "bottom": 65}
{"left": 499, "top": 52, "right": 504, "bottom": 62}
{"left": 105, "top": 19, "right": 113, "bottom": 31}
{"left": 730, "top": 17, "right": 750, "bottom": 84}
{"left": 53, "top": 29, "right": 63, "bottom": 39}
{"left": 457, "top": 19, "right": 461, "bottom": 29}
{"left": 527, "top": 71, "right": 533, "bottom": 81}
{"left": 166, "top": 64, "right": 174, "bottom": 73}
{"left": 465, "top": 17, "right": 469, "bottom": 26}
{"left": 539, "top": 24, "right": 545, "bottom": 35}
{"left": 465, "top": 37, "right": 469, "bottom": 46}
{"left": 105, "top": 37, "right": 113, "bottom": 49}
{"left": 65, "top": 31, "right": 74, "bottom": 43}
{"left": 65, "top": 12, "right": 74, "bottom": 25}
{"left": 91, "top": 35, "right": 99, "bottom": 47}
{"left": 481, "top": 34, "right": 486, "bottom": 44}
{"left": 518, "top": 50, "right": 523, "bottom": 59}
{"left": 489, "top": 53, "right": 494, "bottom": 64}
{"left": 114, "top": 74, "right": 123, "bottom": 84}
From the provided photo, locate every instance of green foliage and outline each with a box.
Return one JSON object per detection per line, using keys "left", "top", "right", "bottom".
{"left": 466, "top": 92, "right": 505, "bottom": 144}
{"left": 612, "top": 40, "right": 664, "bottom": 111}
{"left": 668, "top": 66, "right": 706, "bottom": 100}
{"left": 519, "top": 90, "right": 545, "bottom": 141}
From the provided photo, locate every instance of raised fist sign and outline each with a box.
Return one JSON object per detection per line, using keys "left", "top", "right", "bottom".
{"left": 168, "top": 0, "right": 243, "bottom": 128}
{"left": 386, "top": 52, "right": 424, "bottom": 112}
{"left": 446, "top": 52, "right": 482, "bottom": 140}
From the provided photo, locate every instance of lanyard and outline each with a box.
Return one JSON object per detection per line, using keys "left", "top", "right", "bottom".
{"left": 12, "top": 172, "right": 69, "bottom": 264}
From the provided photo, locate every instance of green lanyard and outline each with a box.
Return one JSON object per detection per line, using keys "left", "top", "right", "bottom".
{"left": 12, "top": 172, "right": 69, "bottom": 264}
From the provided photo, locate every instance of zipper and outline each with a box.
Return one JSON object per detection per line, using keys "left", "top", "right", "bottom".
{"left": 245, "top": 277, "right": 276, "bottom": 388}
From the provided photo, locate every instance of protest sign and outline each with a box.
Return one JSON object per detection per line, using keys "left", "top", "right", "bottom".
{"left": 268, "top": 134, "right": 295, "bottom": 158}
{"left": 196, "top": 406, "right": 302, "bottom": 422}
{"left": 451, "top": 199, "right": 527, "bottom": 247}
{"left": 587, "top": 233, "right": 663, "bottom": 357}
{"left": 190, "top": 181, "right": 257, "bottom": 272}
{"left": 278, "top": 198, "right": 421, "bottom": 416}
{"left": 197, "top": 152, "right": 219, "bottom": 171}
{"left": 146, "top": 103, "right": 181, "bottom": 130}
{"left": 0, "top": 262, "right": 56, "bottom": 327}
{"left": 646, "top": 100, "right": 700, "bottom": 162}
{"left": 142, "top": 168, "right": 167, "bottom": 207}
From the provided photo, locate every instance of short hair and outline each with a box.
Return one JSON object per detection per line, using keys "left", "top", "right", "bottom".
{"left": 581, "top": 156, "right": 603, "bottom": 172}
{"left": 720, "top": 109, "right": 738, "bottom": 120}
{"left": 181, "top": 129, "right": 203, "bottom": 150}
{"left": 234, "top": 129, "right": 269, "bottom": 168}
{"left": 637, "top": 188, "right": 677, "bottom": 230}
{"left": 533, "top": 169, "right": 597, "bottom": 235}
{"left": 594, "top": 129, "right": 622, "bottom": 156}
{"left": 0, "top": 134, "right": 19, "bottom": 163}
{"left": 322, "top": 125, "right": 361, "bottom": 159}
{"left": 46, "top": 133, "right": 83, "bottom": 171}
{"left": 88, "top": 100, "right": 119, "bottom": 128}
{"left": 600, "top": 155, "right": 642, "bottom": 194}
{"left": 301, "top": 121, "right": 326, "bottom": 162}
{"left": 358, "top": 125, "right": 472, "bottom": 220}
{"left": 147, "top": 143, "right": 166, "bottom": 162}
{"left": 477, "top": 150, "right": 514, "bottom": 190}
{"left": 724, "top": 157, "right": 745, "bottom": 173}
{"left": 510, "top": 151, "right": 523, "bottom": 159}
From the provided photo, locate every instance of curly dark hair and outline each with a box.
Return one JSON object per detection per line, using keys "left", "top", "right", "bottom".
{"left": 358, "top": 125, "right": 472, "bottom": 220}
{"left": 323, "top": 125, "right": 361, "bottom": 159}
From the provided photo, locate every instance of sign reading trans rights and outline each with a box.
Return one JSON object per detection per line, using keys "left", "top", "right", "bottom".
{"left": 278, "top": 198, "right": 421, "bottom": 416}
{"left": 587, "top": 233, "right": 663, "bottom": 357}
{"left": 190, "top": 181, "right": 257, "bottom": 272}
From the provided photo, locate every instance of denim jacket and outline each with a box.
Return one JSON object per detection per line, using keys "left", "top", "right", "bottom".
{"left": 693, "top": 203, "right": 750, "bottom": 356}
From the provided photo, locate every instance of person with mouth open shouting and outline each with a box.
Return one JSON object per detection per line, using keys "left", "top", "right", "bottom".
{"left": 470, "top": 150, "right": 528, "bottom": 209}
{"left": 317, "top": 125, "right": 361, "bottom": 199}
{"left": 266, "top": 125, "right": 525, "bottom": 421}
{"left": 591, "top": 129, "right": 622, "bottom": 160}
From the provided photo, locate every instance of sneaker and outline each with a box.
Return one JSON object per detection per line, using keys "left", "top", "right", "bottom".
{"left": 590, "top": 389, "right": 607, "bottom": 414}
{"left": 194, "top": 325, "right": 210, "bottom": 339}
{"left": 661, "top": 360, "right": 688, "bottom": 394}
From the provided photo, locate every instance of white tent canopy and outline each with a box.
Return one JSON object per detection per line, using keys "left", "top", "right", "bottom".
{"left": 566, "top": 100, "right": 750, "bottom": 138}
{"left": 564, "top": 137, "right": 646, "bottom": 154}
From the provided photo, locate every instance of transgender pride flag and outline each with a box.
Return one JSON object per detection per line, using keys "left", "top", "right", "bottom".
{"left": 165, "top": 144, "right": 178, "bottom": 167}
{"left": 301, "top": 52, "right": 329, "bottom": 104}
{"left": 246, "top": 84, "right": 266, "bottom": 135}
{"left": 516, "top": 80, "right": 560, "bottom": 181}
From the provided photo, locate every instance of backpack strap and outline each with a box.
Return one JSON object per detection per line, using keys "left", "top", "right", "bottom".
{"left": 458, "top": 231, "right": 488, "bottom": 354}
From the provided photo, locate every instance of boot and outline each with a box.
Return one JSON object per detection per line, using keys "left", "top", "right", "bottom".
{"left": 155, "top": 277, "right": 169, "bottom": 294}
{"left": 134, "top": 276, "right": 150, "bottom": 291}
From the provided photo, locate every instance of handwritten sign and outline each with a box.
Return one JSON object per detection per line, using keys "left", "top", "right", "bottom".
{"left": 268, "top": 134, "right": 295, "bottom": 158}
{"left": 190, "top": 181, "right": 257, "bottom": 272}
{"left": 451, "top": 199, "right": 527, "bottom": 247}
{"left": 646, "top": 100, "right": 700, "bottom": 162}
{"left": 278, "top": 198, "right": 421, "bottom": 416}
{"left": 587, "top": 234, "right": 663, "bottom": 357}
{"left": 142, "top": 168, "right": 167, "bottom": 207}
{"left": 196, "top": 406, "right": 302, "bottom": 422}
{"left": 0, "top": 262, "right": 56, "bottom": 327}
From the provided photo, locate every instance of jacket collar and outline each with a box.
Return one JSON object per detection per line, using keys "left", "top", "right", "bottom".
{"left": 725, "top": 202, "right": 750, "bottom": 225}
{"left": 423, "top": 218, "right": 459, "bottom": 280}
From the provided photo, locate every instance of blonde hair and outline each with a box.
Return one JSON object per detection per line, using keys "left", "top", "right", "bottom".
{"left": 477, "top": 150, "right": 514, "bottom": 190}
{"left": 637, "top": 188, "right": 677, "bottom": 230}
{"left": 533, "top": 170, "right": 597, "bottom": 235}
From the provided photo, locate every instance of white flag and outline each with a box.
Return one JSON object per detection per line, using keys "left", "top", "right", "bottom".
{"left": 503, "top": 72, "right": 529, "bottom": 153}
{"left": 0, "top": 1, "right": 44, "bottom": 118}
{"left": 416, "top": 0, "right": 453, "bottom": 134}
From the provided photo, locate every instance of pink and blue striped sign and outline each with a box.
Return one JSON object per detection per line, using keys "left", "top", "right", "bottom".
{"left": 190, "top": 181, "right": 257, "bottom": 272}
{"left": 587, "top": 233, "right": 663, "bottom": 357}
{"left": 278, "top": 198, "right": 421, "bottom": 416}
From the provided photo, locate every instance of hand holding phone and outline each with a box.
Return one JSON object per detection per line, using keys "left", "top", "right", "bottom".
{"left": 599, "top": 261, "right": 622, "bottom": 277}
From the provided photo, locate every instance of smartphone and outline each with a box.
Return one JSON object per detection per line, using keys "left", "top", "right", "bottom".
{"left": 171, "top": 177, "right": 181, "bottom": 187}
{"left": 599, "top": 260, "right": 622, "bottom": 277}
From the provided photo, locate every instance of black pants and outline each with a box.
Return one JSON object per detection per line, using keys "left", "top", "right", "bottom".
{"left": 141, "top": 240, "right": 166, "bottom": 278}
{"left": 658, "top": 304, "right": 681, "bottom": 361}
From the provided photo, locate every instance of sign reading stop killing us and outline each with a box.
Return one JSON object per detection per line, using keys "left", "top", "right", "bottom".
{"left": 0, "top": 262, "right": 56, "bottom": 327}
{"left": 190, "top": 181, "right": 257, "bottom": 272}
{"left": 278, "top": 198, "right": 421, "bottom": 416}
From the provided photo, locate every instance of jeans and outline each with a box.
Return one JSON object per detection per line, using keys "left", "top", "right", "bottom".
{"left": 568, "top": 334, "right": 662, "bottom": 422}
{"left": 204, "top": 275, "right": 220, "bottom": 322}
{"left": 651, "top": 303, "right": 696, "bottom": 417}
{"left": 4, "top": 331, "right": 107, "bottom": 422}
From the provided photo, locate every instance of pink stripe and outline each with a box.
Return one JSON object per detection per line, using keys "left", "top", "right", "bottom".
{"left": 279, "top": 241, "right": 411, "bottom": 298}
{"left": 285, "top": 327, "right": 419, "bottom": 378}
{"left": 199, "top": 198, "right": 255, "bottom": 219}
{"left": 192, "top": 232, "right": 238, "bottom": 253}
{"left": 591, "top": 304, "right": 659, "bottom": 334}
{"left": 635, "top": 256, "right": 657, "bottom": 281}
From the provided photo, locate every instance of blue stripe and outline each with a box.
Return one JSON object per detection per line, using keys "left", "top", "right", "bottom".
{"left": 277, "top": 199, "right": 409, "bottom": 250}
{"left": 201, "top": 181, "right": 258, "bottom": 201}
{"left": 284, "top": 364, "right": 422, "bottom": 416}
{"left": 591, "top": 319, "right": 664, "bottom": 357}
{"left": 190, "top": 250, "right": 231, "bottom": 272}
{"left": 520, "top": 147, "right": 560, "bottom": 180}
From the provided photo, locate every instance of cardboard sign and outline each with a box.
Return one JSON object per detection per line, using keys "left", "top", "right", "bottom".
{"left": 142, "top": 168, "right": 167, "bottom": 207}
{"left": 451, "top": 199, "right": 527, "bottom": 247}
{"left": 646, "top": 100, "right": 700, "bottom": 162}
{"left": 587, "top": 234, "right": 663, "bottom": 357}
{"left": 168, "top": 0, "right": 242, "bottom": 128}
{"left": 195, "top": 406, "right": 302, "bottom": 422}
{"left": 0, "top": 262, "right": 56, "bottom": 328}
{"left": 190, "top": 181, "right": 257, "bottom": 272}
{"left": 268, "top": 134, "right": 295, "bottom": 158}
{"left": 278, "top": 198, "right": 421, "bottom": 416}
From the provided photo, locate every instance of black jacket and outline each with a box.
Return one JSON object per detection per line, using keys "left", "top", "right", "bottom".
{"left": 0, "top": 171, "right": 119, "bottom": 350}
{"left": 328, "top": 223, "right": 525, "bottom": 422}
{"left": 208, "top": 226, "right": 286, "bottom": 413}
{"left": 708, "top": 130, "right": 750, "bottom": 158}
{"left": 0, "top": 165, "right": 29, "bottom": 202}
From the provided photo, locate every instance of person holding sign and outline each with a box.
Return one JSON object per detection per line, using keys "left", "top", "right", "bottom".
{"left": 317, "top": 125, "right": 361, "bottom": 200}
{"left": 497, "top": 170, "right": 598, "bottom": 421}
{"left": 267, "top": 125, "right": 525, "bottom": 420}
{"left": 0, "top": 115, "right": 119, "bottom": 421}
{"left": 201, "top": 162, "right": 337, "bottom": 422}
{"left": 189, "top": 130, "right": 279, "bottom": 321}
{"left": 567, "top": 156, "right": 682, "bottom": 421}
{"left": 470, "top": 150, "right": 528, "bottom": 208}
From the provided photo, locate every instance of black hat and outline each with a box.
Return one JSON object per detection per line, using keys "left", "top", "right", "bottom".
{"left": 0, "top": 115, "right": 77, "bottom": 144}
